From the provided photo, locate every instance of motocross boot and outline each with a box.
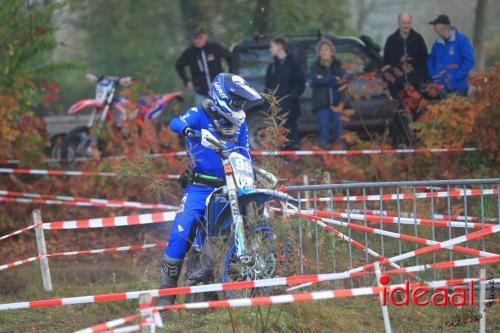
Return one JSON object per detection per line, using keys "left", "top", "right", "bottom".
{"left": 185, "top": 240, "right": 218, "bottom": 302}
{"left": 157, "top": 256, "right": 184, "bottom": 306}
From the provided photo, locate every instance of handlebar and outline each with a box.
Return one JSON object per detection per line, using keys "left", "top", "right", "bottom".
{"left": 186, "top": 129, "right": 201, "bottom": 138}
{"left": 187, "top": 129, "right": 279, "bottom": 188}
{"left": 86, "top": 73, "right": 133, "bottom": 86}
{"left": 187, "top": 129, "right": 226, "bottom": 151}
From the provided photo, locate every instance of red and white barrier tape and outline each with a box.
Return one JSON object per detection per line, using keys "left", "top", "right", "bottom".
{"left": 0, "top": 211, "right": 496, "bottom": 310}
{"left": 0, "top": 196, "right": 176, "bottom": 210}
{"left": 286, "top": 210, "right": 500, "bottom": 291}
{"left": 0, "top": 223, "right": 40, "bottom": 241}
{"left": 0, "top": 147, "right": 478, "bottom": 165}
{"left": 80, "top": 279, "right": 488, "bottom": 329}
{"left": 0, "top": 242, "right": 166, "bottom": 271}
{"left": 1, "top": 262, "right": 496, "bottom": 312}
{"left": 74, "top": 314, "right": 139, "bottom": 333}
{"left": 101, "top": 325, "right": 141, "bottom": 333}
{"left": 288, "top": 211, "right": 500, "bottom": 290}
{"left": 251, "top": 147, "right": 478, "bottom": 156}
{"left": 115, "top": 325, "right": 143, "bottom": 333}
{"left": 154, "top": 278, "right": 496, "bottom": 312}
{"left": 0, "top": 167, "right": 116, "bottom": 177}
{"left": 299, "top": 188, "right": 499, "bottom": 203}
{"left": 338, "top": 256, "right": 500, "bottom": 280}
{"left": 0, "top": 256, "right": 39, "bottom": 271}
{"left": 0, "top": 168, "right": 180, "bottom": 179}
{"left": 382, "top": 255, "right": 500, "bottom": 277}
{"left": 292, "top": 210, "right": 497, "bottom": 258}
{"left": 0, "top": 189, "right": 177, "bottom": 210}
{"left": 312, "top": 209, "right": 493, "bottom": 229}
{"left": 306, "top": 213, "right": 411, "bottom": 276}
{"left": 344, "top": 209, "right": 486, "bottom": 222}
{"left": 43, "top": 211, "right": 176, "bottom": 230}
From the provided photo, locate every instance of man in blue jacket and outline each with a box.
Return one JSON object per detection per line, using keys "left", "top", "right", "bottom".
{"left": 158, "top": 73, "right": 261, "bottom": 306}
{"left": 427, "top": 15, "right": 475, "bottom": 96}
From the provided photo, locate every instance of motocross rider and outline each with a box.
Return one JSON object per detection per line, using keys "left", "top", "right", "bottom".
{"left": 158, "top": 73, "right": 262, "bottom": 305}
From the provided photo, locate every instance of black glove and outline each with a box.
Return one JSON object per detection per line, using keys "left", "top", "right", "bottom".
{"left": 182, "top": 127, "right": 195, "bottom": 137}
{"left": 178, "top": 169, "right": 193, "bottom": 189}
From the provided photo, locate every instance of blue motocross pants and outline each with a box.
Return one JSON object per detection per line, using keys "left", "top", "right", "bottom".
{"left": 164, "top": 184, "right": 214, "bottom": 260}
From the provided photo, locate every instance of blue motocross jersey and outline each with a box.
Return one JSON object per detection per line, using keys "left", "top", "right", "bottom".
{"left": 170, "top": 106, "right": 251, "bottom": 178}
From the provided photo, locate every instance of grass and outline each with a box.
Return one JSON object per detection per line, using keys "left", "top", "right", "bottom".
{"left": 0, "top": 248, "right": 499, "bottom": 333}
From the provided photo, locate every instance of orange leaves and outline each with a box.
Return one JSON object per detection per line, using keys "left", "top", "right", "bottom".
{"left": 413, "top": 65, "right": 500, "bottom": 163}
{"left": 0, "top": 95, "right": 21, "bottom": 145}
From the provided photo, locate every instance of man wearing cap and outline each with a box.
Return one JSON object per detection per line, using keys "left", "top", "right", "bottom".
{"left": 175, "top": 27, "right": 233, "bottom": 105}
{"left": 427, "top": 15, "right": 475, "bottom": 96}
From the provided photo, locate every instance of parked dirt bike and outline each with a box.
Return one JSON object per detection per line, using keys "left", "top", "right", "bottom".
{"left": 183, "top": 129, "right": 299, "bottom": 302}
{"left": 56, "top": 74, "right": 183, "bottom": 163}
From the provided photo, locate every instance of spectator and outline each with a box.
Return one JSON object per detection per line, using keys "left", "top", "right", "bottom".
{"left": 383, "top": 12, "right": 429, "bottom": 147}
{"left": 427, "top": 15, "right": 475, "bottom": 96}
{"left": 383, "top": 12, "right": 429, "bottom": 97}
{"left": 175, "top": 27, "right": 233, "bottom": 105}
{"left": 265, "top": 37, "right": 305, "bottom": 149}
{"left": 310, "top": 39, "right": 346, "bottom": 148}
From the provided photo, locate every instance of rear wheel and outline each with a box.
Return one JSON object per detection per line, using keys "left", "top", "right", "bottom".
{"left": 49, "top": 133, "right": 66, "bottom": 164}
{"left": 60, "top": 126, "right": 92, "bottom": 164}
{"left": 60, "top": 126, "right": 105, "bottom": 164}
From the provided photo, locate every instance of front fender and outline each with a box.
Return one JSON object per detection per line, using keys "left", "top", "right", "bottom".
{"left": 235, "top": 188, "right": 298, "bottom": 206}
{"left": 68, "top": 98, "right": 103, "bottom": 114}
{"left": 208, "top": 188, "right": 297, "bottom": 237}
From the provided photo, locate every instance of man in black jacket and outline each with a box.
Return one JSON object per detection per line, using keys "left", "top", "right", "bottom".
{"left": 383, "top": 13, "right": 428, "bottom": 147}
{"left": 265, "top": 37, "right": 305, "bottom": 149}
{"left": 175, "top": 27, "right": 233, "bottom": 105}
{"left": 383, "top": 12, "right": 429, "bottom": 96}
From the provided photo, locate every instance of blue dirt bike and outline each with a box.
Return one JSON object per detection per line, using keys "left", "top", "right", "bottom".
{"left": 184, "top": 129, "right": 298, "bottom": 300}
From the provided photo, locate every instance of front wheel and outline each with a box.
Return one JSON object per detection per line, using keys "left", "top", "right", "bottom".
{"left": 209, "top": 201, "right": 299, "bottom": 299}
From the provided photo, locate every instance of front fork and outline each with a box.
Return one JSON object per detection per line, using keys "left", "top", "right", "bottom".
{"left": 223, "top": 160, "right": 250, "bottom": 264}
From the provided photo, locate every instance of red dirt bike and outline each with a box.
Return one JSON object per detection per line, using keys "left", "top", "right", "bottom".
{"left": 58, "top": 73, "right": 183, "bottom": 162}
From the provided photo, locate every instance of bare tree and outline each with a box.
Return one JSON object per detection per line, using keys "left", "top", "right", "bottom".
{"left": 355, "top": 0, "right": 377, "bottom": 32}
{"left": 473, "top": 0, "right": 489, "bottom": 70}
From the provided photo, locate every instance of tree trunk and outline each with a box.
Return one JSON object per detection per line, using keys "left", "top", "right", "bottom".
{"left": 355, "top": 0, "right": 376, "bottom": 33}
{"left": 473, "top": 0, "right": 489, "bottom": 70}
{"left": 253, "top": 0, "right": 271, "bottom": 37}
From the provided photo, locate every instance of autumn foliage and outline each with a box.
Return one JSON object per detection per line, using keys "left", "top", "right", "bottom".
{"left": 413, "top": 65, "right": 499, "bottom": 163}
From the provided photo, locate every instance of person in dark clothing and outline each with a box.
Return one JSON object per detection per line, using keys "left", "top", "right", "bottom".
{"left": 310, "top": 39, "right": 346, "bottom": 148}
{"left": 383, "top": 13, "right": 428, "bottom": 147}
{"left": 265, "top": 37, "right": 305, "bottom": 149}
{"left": 175, "top": 27, "right": 233, "bottom": 105}
{"left": 383, "top": 12, "right": 429, "bottom": 97}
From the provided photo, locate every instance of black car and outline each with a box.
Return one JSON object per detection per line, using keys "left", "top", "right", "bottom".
{"left": 231, "top": 33, "right": 394, "bottom": 148}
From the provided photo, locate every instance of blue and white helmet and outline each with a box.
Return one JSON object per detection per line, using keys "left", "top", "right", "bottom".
{"left": 208, "top": 73, "right": 261, "bottom": 133}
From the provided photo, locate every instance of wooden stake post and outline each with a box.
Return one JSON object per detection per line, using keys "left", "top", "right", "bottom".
{"left": 32, "top": 210, "right": 52, "bottom": 292}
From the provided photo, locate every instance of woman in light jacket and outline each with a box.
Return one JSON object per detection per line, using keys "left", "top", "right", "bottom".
{"left": 310, "top": 39, "right": 345, "bottom": 148}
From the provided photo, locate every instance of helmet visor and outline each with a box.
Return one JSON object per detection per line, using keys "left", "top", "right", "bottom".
{"left": 229, "top": 96, "right": 247, "bottom": 111}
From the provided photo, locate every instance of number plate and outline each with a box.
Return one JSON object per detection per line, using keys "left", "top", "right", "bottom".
{"left": 229, "top": 152, "right": 254, "bottom": 189}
